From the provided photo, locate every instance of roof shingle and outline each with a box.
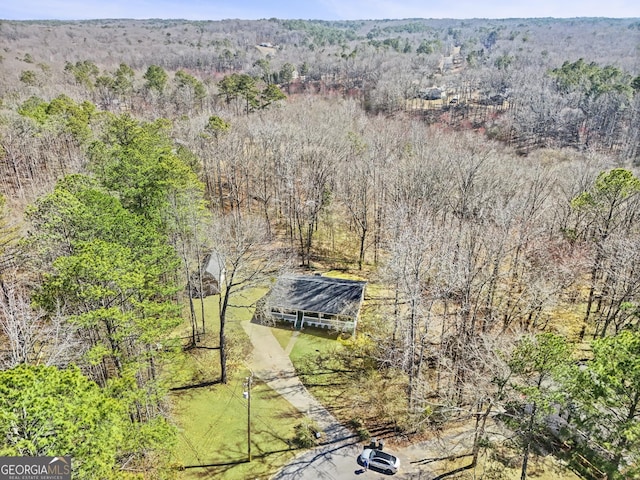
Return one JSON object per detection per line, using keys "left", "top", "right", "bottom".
{"left": 267, "top": 275, "right": 366, "bottom": 317}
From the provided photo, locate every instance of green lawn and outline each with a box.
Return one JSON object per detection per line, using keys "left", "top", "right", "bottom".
{"left": 171, "top": 371, "right": 301, "bottom": 479}
{"left": 287, "top": 326, "right": 379, "bottom": 430}
{"left": 162, "top": 296, "right": 222, "bottom": 390}
{"left": 269, "top": 322, "right": 296, "bottom": 350}
{"left": 164, "top": 287, "right": 304, "bottom": 479}
{"left": 288, "top": 327, "right": 342, "bottom": 366}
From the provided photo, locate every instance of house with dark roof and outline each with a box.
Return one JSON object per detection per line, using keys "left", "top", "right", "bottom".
{"left": 265, "top": 274, "right": 366, "bottom": 332}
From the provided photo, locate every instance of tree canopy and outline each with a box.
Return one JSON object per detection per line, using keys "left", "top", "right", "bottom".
{"left": 0, "top": 364, "right": 126, "bottom": 479}
{"left": 550, "top": 58, "right": 635, "bottom": 98}
{"left": 88, "top": 114, "right": 201, "bottom": 226}
{"left": 571, "top": 329, "right": 640, "bottom": 479}
{"left": 143, "top": 64, "right": 168, "bottom": 93}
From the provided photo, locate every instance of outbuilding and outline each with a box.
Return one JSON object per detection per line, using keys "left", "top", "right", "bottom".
{"left": 191, "top": 252, "right": 225, "bottom": 297}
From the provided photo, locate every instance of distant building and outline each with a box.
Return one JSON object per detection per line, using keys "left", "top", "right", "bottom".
{"left": 265, "top": 274, "right": 366, "bottom": 332}
{"left": 418, "top": 88, "right": 443, "bottom": 100}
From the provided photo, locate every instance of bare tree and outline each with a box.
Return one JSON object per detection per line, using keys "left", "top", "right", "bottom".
{"left": 336, "top": 132, "right": 373, "bottom": 269}
{"left": 166, "top": 184, "right": 209, "bottom": 347}
{"left": 0, "top": 275, "right": 78, "bottom": 368}
{"left": 210, "top": 213, "right": 286, "bottom": 383}
{"left": 570, "top": 168, "right": 640, "bottom": 339}
{"left": 381, "top": 205, "right": 438, "bottom": 411}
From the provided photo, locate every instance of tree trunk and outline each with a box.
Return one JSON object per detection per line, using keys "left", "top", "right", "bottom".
{"left": 219, "top": 286, "right": 231, "bottom": 384}
{"left": 358, "top": 226, "right": 367, "bottom": 270}
{"left": 196, "top": 248, "right": 206, "bottom": 336}
{"left": 472, "top": 401, "right": 492, "bottom": 467}
{"left": 520, "top": 401, "right": 537, "bottom": 480}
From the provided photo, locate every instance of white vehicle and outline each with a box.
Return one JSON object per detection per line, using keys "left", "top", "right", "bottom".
{"left": 359, "top": 448, "right": 400, "bottom": 474}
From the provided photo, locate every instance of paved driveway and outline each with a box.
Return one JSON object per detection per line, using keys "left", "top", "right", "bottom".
{"left": 272, "top": 441, "right": 428, "bottom": 480}
{"left": 241, "top": 321, "right": 444, "bottom": 479}
{"left": 271, "top": 425, "right": 494, "bottom": 480}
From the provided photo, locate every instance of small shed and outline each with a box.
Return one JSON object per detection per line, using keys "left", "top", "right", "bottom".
{"left": 191, "top": 252, "right": 226, "bottom": 297}
{"left": 205, "top": 252, "right": 226, "bottom": 289}
{"left": 265, "top": 274, "right": 366, "bottom": 332}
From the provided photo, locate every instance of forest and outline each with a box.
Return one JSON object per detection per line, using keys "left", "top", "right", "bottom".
{"left": 0, "top": 16, "right": 639, "bottom": 479}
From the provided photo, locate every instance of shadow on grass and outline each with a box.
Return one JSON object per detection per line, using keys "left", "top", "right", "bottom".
{"left": 182, "top": 458, "right": 248, "bottom": 469}
{"left": 181, "top": 446, "right": 295, "bottom": 471}
{"left": 411, "top": 452, "right": 473, "bottom": 466}
{"left": 182, "top": 341, "right": 220, "bottom": 352}
{"left": 169, "top": 378, "right": 222, "bottom": 391}
{"left": 432, "top": 461, "right": 475, "bottom": 479}
{"left": 275, "top": 410, "right": 301, "bottom": 420}
{"left": 410, "top": 453, "right": 475, "bottom": 480}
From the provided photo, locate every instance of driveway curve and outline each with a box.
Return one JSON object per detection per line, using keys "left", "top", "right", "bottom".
{"left": 241, "top": 321, "right": 490, "bottom": 480}
{"left": 241, "top": 321, "right": 376, "bottom": 478}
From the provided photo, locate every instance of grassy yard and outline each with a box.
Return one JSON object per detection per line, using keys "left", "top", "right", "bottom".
{"left": 288, "top": 327, "right": 342, "bottom": 366}
{"left": 269, "top": 322, "right": 296, "bottom": 350}
{"left": 164, "top": 270, "right": 585, "bottom": 480}
{"left": 171, "top": 372, "right": 301, "bottom": 479}
{"left": 164, "top": 287, "right": 304, "bottom": 479}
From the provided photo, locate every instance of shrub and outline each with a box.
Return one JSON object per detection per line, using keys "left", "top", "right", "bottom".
{"left": 292, "top": 418, "right": 321, "bottom": 448}
{"left": 349, "top": 417, "right": 370, "bottom": 441}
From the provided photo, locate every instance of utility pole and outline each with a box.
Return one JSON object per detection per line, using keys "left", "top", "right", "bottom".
{"left": 243, "top": 373, "right": 252, "bottom": 462}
